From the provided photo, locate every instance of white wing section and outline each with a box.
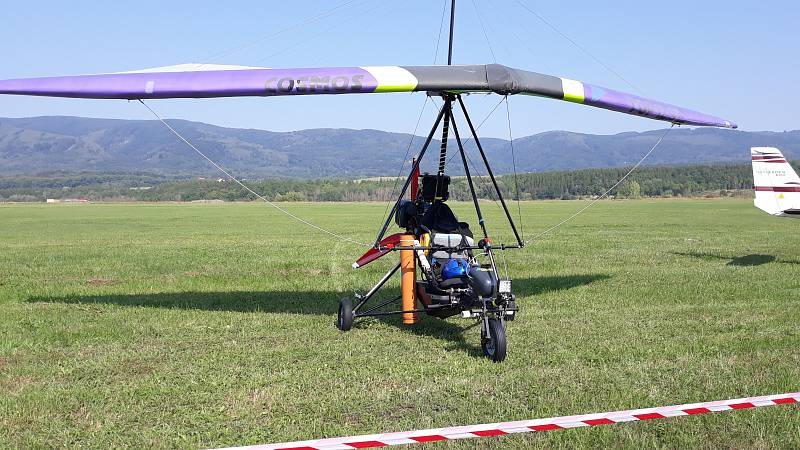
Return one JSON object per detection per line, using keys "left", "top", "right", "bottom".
{"left": 751, "top": 147, "right": 800, "bottom": 217}
{"left": 115, "top": 63, "right": 270, "bottom": 74}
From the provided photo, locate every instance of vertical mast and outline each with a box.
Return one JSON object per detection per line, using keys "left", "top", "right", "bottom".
{"left": 437, "top": 0, "right": 456, "bottom": 178}
{"left": 447, "top": 0, "right": 456, "bottom": 66}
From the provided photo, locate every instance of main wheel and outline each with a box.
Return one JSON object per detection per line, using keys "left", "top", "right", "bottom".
{"left": 337, "top": 297, "right": 354, "bottom": 331}
{"left": 481, "top": 318, "right": 507, "bottom": 362}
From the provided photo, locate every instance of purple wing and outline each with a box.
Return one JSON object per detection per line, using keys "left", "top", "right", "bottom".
{"left": 0, "top": 63, "right": 736, "bottom": 128}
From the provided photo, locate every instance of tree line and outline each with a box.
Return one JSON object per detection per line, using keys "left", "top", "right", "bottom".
{"left": 0, "top": 162, "right": 770, "bottom": 203}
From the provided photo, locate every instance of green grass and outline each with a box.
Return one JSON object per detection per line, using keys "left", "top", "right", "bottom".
{"left": 1, "top": 199, "right": 799, "bottom": 448}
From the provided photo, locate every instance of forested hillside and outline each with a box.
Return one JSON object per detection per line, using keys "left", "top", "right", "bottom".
{"left": 1, "top": 116, "right": 797, "bottom": 177}
{"left": 0, "top": 162, "right": 770, "bottom": 202}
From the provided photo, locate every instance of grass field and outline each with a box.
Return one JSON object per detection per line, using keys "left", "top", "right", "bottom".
{"left": 1, "top": 198, "right": 799, "bottom": 448}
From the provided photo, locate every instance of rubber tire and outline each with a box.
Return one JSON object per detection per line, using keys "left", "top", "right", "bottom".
{"left": 482, "top": 318, "right": 507, "bottom": 362}
{"left": 337, "top": 297, "right": 354, "bottom": 331}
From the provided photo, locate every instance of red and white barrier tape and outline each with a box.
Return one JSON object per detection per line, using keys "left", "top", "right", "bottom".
{"left": 216, "top": 392, "right": 799, "bottom": 450}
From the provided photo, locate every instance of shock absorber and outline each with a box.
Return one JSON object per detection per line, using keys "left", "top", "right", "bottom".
{"left": 437, "top": 106, "right": 450, "bottom": 177}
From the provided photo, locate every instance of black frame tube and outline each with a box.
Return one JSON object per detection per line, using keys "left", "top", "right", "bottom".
{"left": 457, "top": 96, "right": 524, "bottom": 247}
{"left": 449, "top": 104, "right": 489, "bottom": 240}
{"left": 356, "top": 309, "right": 429, "bottom": 318}
{"left": 353, "top": 262, "right": 400, "bottom": 312}
{"left": 380, "top": 245, "right": 521, "bottom": 251}
{"left": 359, "top": 306, "right": 518, "bottom": 319}
{"left": 373, "top": 105, "right": 447, "bottom": 247}
{"left": 356, "top": 295, "right": 403, "bottom": 317}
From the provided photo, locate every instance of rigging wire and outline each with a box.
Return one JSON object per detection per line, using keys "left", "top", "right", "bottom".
{"left": 437, "top": 96, "right": 517, "bottom": 242}
{"left": 456, "top": 124, "right": 506, "bottom": 213}
{"left": 376, "top": 97, "right": 433, "bottom": 234}
{"left": 504, "top": 96, "right": 525, "bottom": 242}
{"left": 529, "top": 125, "right": 675, "bottom": 241}
{"left": 500, "top": 248, "right": 510, "bottom": 280}
{"left": 459, "top": 2, "right": 662, "bottom": 243}
{"left": 442, "top": 95, "right": 506, "bottom": 170}
{"left": 433, "top": 0, "right": 450, "bottom": 64}
{"left": 417, "top": 97, "right": 511, "bottom": 240}
{"left": 431, "top": 98, "right": 512, "bottom": 242}
{"left": 376, "top": 0, "right": 450, "bottom": 233}
{"left": 140, "top": 0, "right": 665, "bottom": 250}
{"left": 472, "top": 0, "right": 525, "bottom": 69}
{"left": 486, "top": 12, "right": 555, "bottom": 75}
{"left": 254, "top": 0, "right": 383, "bottom": 65}
{"left": 195, "top": 0, "right": 363, "bottom": 68}
{"left": 138, "top": 100, "right": 371, "bottom": 248}
{"left": 470, "top": 0, "right": 497, "bottom": 63}
{"left": 510, "top": 0, "right": 644, "bottom": 95}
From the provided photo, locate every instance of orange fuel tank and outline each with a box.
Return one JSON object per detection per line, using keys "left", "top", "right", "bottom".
{"left": 400, "top": 234, "right": 417, "bottom": 324}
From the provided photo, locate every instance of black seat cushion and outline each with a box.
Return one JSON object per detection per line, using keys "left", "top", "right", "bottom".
{"left": 421, "top": 202, "right": 461, "bottom": 234}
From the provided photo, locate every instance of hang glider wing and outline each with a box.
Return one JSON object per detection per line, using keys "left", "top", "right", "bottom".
{"left": 0, "top": 63, "right": 735, "bottom": 128}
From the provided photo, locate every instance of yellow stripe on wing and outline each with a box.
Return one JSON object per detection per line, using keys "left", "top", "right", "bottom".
{"left": 561, "top": 78, "right": 585, "bottom": 103}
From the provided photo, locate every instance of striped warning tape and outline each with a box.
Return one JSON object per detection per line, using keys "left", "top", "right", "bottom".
{"left": 214, "top": 392, "right": 799, "bottom": 450}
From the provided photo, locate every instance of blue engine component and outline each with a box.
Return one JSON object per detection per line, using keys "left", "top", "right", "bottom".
{"left": 442, "top": 258, "right": 470, "bottom": 280}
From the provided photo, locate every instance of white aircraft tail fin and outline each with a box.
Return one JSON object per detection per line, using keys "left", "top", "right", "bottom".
{"left": 751, "top": 147, "right": 800, "bottom": 217}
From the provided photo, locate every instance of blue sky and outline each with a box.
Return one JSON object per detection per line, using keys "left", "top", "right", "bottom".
{"left": 1, "top": 0, "right": 797, "bottom": 138}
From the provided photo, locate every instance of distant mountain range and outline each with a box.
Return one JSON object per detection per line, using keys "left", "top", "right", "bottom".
{"left": 0, "top": 116, "right": 797, "bottom": 178}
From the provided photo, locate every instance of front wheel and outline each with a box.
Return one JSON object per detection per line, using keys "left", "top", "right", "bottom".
{"left": 337, "top": 297, "right": 353, "bottom": 331}
{"left": 481, "top": 318, "right": 507, "bottom": 362}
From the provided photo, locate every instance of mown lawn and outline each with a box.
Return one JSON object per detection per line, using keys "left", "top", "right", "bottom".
{"left": 1, "top": 199, "right": 798, "bottom": 448}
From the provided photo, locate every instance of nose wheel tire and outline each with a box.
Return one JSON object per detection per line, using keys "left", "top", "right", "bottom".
{"left": 337, "top": 297, "right": 354, "bottom": 331}
{"left": 481, "top": 318, "right": 507, "bottom": 362}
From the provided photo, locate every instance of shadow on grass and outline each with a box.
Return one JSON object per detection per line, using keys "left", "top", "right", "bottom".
{"left": 363, "top": 274, "right": 611, "bottom": 357}
{"left": 29, "top": 273, "right": 609, "bottom": 358}
{"left": 673, "top": 252, "right": 800, "bottom": 267}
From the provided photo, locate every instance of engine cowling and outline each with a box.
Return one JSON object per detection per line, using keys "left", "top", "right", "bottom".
{"left": 468, "top": 266, "right": 496, "bottom": 298}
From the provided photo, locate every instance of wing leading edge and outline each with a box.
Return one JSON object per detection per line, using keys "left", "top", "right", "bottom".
{"left": 0, "top": 64, "right": 736, "bottom": 128}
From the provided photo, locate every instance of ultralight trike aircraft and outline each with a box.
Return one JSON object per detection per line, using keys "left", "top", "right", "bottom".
{"left": 0, "top": 1, "right": 736, "bottom": 361}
